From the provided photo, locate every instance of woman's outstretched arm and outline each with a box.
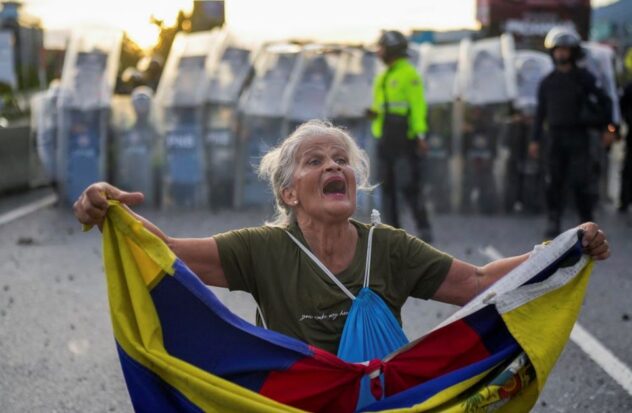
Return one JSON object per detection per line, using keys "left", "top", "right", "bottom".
{"left": 73, "top": 182, "right": 228, "bottom": 288}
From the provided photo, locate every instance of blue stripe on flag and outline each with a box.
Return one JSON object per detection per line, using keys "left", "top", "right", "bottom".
{"left": 359, "top": 343, "right": 521, "bottom": 412}
{"left": 464, "top": 305, "right": 515, "bottom": 354}
{"left": 117, "top": 343, "right": 203, "bottom": 413}
{"left": 151, "top": 259, "right": 313, "bottom": 391}
{"left": 524, "top": 238, "right": 582, "bottom": 286}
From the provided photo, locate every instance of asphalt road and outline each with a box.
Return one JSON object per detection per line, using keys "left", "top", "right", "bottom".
{"left": 0, "top": 189, "right": 630, "bottom": 412}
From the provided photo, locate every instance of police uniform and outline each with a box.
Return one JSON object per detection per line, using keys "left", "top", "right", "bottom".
{"left": 371, "top": 57, "right": 431, "bottom": 234}
{"left": 531, "top": 26, "right": 612, "bottom": 236}
{"left": 619, "top": 82, "right": 632, "bottom": 212}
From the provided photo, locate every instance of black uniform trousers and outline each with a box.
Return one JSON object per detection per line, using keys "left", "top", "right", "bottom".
{"left": 545, "top": 127, "right": 595, "bottom": 225}
{"left": 376, "top": 115, "right": 430, "bottom": 230}
{"left": 620, "top": 133, "right": 632, "bottom": 211}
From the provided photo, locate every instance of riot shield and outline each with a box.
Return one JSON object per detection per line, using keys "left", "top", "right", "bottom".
{"left": 156, "top": 31, "right": 216, "bottom": 208}
{"left": 458, "top": 35, "right": 516, "bottom": 214}
{"left": 204, "top": 30, "right": 256, "bottom": 210}
{"left": 33, "top": 81, "right": 61, "bottom": 183}
{"left": 327, "top": 47, "right": 382, "bottom": 217}
{"left": 57, "top": 28, "right": 122, "bottom": 204}
{"left": 111, "top": 87, "right": 159, "bottom": 206}
{"left": 503, "top": 50, "right": 552, "bottom": 213}
{"left": 580, "top": 42, "right": 621, "bottom": 204}
{"left": 418, "top": 43, "right": 461, "bottom": 213}
{"left": 283, "top": 44, "right": 340, "bottom": 132}
{"left": 234, "top": 43, "right": 301, "bottom": 208}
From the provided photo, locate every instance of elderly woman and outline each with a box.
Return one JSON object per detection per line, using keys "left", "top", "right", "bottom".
{"left": 74, "top": 120, "right": 610, "bottom": 357}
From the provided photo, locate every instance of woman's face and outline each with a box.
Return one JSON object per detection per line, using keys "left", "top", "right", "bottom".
{"left": 283, "top": 133, "right": 357, "bottom": 223}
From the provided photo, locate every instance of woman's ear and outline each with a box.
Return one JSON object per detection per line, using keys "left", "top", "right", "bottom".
{"left": 281, "top": 187, "right": 297, "bottom": 207}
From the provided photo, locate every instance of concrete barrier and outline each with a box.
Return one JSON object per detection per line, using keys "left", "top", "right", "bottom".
{"left": 0, "top": 120, "right": 32, "bottom": 193}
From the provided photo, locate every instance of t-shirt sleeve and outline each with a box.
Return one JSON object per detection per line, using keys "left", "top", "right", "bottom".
{"left": 213, "top": 227, "right": 260, "bottom": 293}
{"left": 389, "top": 228, "right": 453, "bottom": 300}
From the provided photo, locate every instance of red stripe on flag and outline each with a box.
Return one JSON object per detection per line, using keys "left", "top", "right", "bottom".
{"left": 259, "top": 346, "right": 365, "bottom": 413}
{"left": 384, "top": 319, "right": 492, "bottom": 396}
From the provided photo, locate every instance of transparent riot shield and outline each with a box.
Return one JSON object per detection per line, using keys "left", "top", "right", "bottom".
{"left": 458, "top": 35, "right": 516, "bottom": 214}
{"left": 0, "top": 31, "right": 17, "bottom": 90}
{"left": 204, "top": 30, "right": 256, "bottom": 210}
{"left": 57, "top": 29, "right": 122, "bottom": 204}
{"left": 283, "top": 45, "right": 340, "bottom": 132}
{"left": 459, "top": 35, "right": 517, "bottom": 105}
{"left": 33, "top": 80, "right": 61, "bottom": 183}
{"left": 156, "top": 31, "right": 216, "bottom": 209}
{"left": 326, "top": 47, "right": 381, "bottom": 218}
{"left": 581, "top": 43, "right": 620, "bottom": 126}
{"left": 580, "top": 42, "right": 621, "bottom": 204}
{"left": 514, "top": 51, "right": 552, "bottom": 111}
{"left": 503, "top": 51, "right": 552, "bottom": 213}
{"left": 418, "top": 43, "right": 461, "bottom": 213}
{"left": 234, "top": 43, "right": 301, "bottom": 208}
{"left": 112, "top": 87, "right": 159, "bottom": 206}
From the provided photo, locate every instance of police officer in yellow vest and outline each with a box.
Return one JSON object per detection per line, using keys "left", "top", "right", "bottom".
{"left": 369, "top": 30, "right": 433, "bottom": 242}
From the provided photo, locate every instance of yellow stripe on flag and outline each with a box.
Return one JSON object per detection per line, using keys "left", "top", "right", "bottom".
{"left": 101, "top": 203, "right": 305, "bottom": 413}
{"left": 498, "top": 260, "right": 594, "bottom": 412}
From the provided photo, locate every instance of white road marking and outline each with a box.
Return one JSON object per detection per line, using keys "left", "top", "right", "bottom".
{"left": 479, "top": 245, "right": 504, "bottom": 261}
{"left": 479, "top": 244, "right": 632, "bottom": 397}
{"left": 571, "top": 323, "right": 632, "bottom": 395}
{"left": 0, "top": 193, "right": 58, "bottom": 227}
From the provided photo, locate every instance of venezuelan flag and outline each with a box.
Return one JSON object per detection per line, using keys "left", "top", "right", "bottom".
{"left": 96, "top": 202, "right": 593, "bottom": 412}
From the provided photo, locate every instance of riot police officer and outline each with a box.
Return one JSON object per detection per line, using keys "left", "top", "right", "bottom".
{"left": 529, "top": 27, "right": 613, "bottom": 238}
{"left": 369, "top": 30, "right": 433, "bottom": 242}
{"left": 619, "top": 81, "right": 632, "bottom": 216}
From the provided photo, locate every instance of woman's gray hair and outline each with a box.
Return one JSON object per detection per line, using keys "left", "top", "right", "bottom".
{"left": 258, "top": 119, "right": 373, "bottom": 226}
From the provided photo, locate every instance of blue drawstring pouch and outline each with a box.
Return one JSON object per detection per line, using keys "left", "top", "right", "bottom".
{"left": 337, "top": 287, "right": 408, "bottom": 410}
{"left": 285, "top": 212, "right": 408, "bottom": 411}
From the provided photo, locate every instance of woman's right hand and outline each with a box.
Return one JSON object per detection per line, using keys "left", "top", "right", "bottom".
{"left": 73, "top": 182, "right": 144, "bottom": 227}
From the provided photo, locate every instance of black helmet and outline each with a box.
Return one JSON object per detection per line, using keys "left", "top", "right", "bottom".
{"left": 378, "top": 30, "right": 408, "bottom": 60}
{"left": 544, "top": 26, "right": 583, "bottom": 63}
{"left": 544, "top": 26, "right": 581, "bottom": 50}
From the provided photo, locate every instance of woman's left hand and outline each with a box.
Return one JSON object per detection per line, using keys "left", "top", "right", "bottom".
{"left": 579, "top": 222, "right": 610, "bottom": 261}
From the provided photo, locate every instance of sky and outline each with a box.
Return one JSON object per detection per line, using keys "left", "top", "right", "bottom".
{"left": 22, "top": 0, "right": 618, "bottom": 50}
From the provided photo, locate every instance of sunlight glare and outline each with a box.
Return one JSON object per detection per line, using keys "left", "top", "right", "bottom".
{"left": 25, "top": 0, "right": 192, "bottom": 49}
{"left": 25, "top": 0, "right": 483, "bottom": 48}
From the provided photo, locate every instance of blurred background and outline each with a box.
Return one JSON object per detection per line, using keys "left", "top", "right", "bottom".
{"left": 1, "top": 2, "right": 632, "bottom": 412}
{"left": 0, "top": 0, "right": 629, "bottom": 216}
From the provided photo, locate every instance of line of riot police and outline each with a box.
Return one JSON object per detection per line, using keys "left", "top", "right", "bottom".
{"left": 29, "top": 27, "right": 621, "bottom": 220}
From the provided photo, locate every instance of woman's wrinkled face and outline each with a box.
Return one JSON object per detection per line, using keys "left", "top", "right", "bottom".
{"left": 283, "top": 133, "right": 357, "bottom": 223}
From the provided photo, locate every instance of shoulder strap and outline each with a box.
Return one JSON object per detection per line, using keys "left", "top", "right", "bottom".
{"left": 255, "top": 303, "right": 268, "bottom": 329}
{"left": 285, "top": 231, "right": 356, "bottom": 300}
{"left": 363, "top": 226, "right": 376, "bottom": 289}
{"left": 363, "top": 210, "right": 381, "bottom": 288}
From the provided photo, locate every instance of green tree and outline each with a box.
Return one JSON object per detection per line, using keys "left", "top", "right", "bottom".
{"left": 114, "top": 32, "right": 144, "bottom": 93}
{"left": 150, "top": 10, "right": 191, "bottom": 63}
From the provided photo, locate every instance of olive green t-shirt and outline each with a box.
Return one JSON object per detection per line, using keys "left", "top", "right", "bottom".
{"left": 214, "top": 219, "right": 453, "bottom": 355}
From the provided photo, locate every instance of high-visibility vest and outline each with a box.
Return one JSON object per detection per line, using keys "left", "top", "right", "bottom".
{"left": 371, "top": 57, "right": 428, "bottom": 139}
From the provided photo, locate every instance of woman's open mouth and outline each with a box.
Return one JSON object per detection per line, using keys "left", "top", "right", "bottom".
{"left": 322, "top": 177, "right": 347, "bottom": 198}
